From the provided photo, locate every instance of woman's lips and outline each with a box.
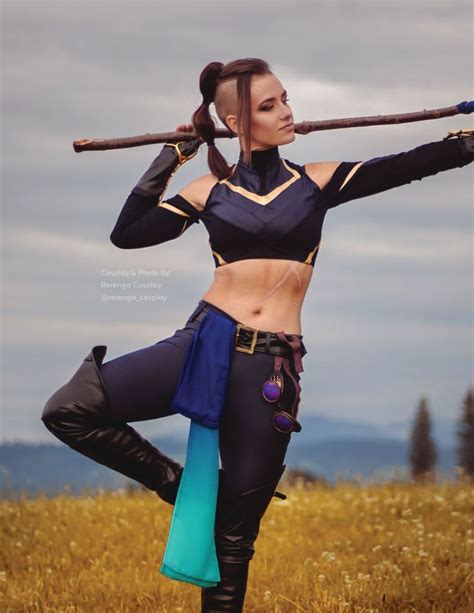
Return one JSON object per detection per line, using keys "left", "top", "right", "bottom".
{"left": 280, "top": 123, "right": 294, "bottom": 131}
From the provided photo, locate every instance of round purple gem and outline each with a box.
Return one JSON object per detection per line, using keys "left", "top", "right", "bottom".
{"left": 262, "top": 380, "right": 281, "bottom": 403}
{"left": 273, "top": 412, "right": 293, "bottom": 433}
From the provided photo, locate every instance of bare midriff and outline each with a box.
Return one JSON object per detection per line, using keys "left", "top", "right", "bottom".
{"left": 201, "top": 258, "right": 313, "bottom": 335}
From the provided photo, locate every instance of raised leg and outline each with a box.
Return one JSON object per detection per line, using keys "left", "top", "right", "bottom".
{"left": 41, "top": 310, "right": 203, "bottom": 504}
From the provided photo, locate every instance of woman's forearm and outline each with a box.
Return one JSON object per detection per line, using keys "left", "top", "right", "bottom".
{"left": 323, "top": 134, "right": 474, "bottom": 209}
{"left": 109, "top": 140, "right": 201, "bottom": 249}
{"left": 109, "top": 192, "right": 200, "bottom": 249}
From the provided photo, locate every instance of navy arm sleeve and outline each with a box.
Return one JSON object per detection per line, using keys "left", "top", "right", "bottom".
{"left": 322, "top": 137, "right": 474, "bottom": 209}
{"left": 109, "top": 193, "right": 201, "bottom": 249}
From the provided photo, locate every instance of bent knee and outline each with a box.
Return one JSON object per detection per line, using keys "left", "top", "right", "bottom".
{"left": 40, "top": 379, "right": 87, "bottom": 425}
{"left": 41, "top": 386, "right": 65, "bottom": 424}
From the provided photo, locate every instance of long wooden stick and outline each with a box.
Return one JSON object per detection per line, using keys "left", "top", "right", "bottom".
{"left": 73, "top": 101, "right": 473, "bottom": 152}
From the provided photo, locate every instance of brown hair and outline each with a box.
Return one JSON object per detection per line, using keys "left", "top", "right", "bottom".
{"left": 191, "top": 58, "right": 272, "bottom": 180}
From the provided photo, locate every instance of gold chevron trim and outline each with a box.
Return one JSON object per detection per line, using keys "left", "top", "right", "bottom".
{"left": 157, "top": 202, "right": 190, "bottom": 217}
{"left": 218, "top": 159, "right": 300, "bottom": 205}
{"left": 209, "top": 242, "right": 228, "bottom": 265}
{"left": 304, "top": 240, "right": 321, "bottom": 264}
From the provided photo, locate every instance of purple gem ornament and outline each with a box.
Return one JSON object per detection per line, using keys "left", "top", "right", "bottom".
{"left": 261, "top": 373, "right": 283, "bottom": 403}
{"left": 273, "top": 411, "right": 294, "bottom": 433}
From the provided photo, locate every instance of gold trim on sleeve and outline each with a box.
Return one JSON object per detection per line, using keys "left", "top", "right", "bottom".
{"left": 158, "top": 202, "right": 190, "bottom": 217}
{"left": 339, "top": 161, "right": 364, "bottom": 192}
{"left": 155, "top": 142, "right": 198, "bottom": 207}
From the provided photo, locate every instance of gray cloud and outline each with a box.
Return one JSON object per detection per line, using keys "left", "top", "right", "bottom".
{"left": 1, "top": 0, "right": 472, "bottom": 442}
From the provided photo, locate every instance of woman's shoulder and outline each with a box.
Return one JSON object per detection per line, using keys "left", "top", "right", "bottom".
{"left": 176, "top": 159, "right": 344, "bottom": 208}
{"left": 300, "top": 160, "right": 343, "bottom": 191}
{"left": 177, "top": 173, "right": 220, "bottom": 212}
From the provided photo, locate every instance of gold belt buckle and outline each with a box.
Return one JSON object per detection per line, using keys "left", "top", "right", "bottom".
{"left": 235, "top": 323, "right": 259, "bottom": 354}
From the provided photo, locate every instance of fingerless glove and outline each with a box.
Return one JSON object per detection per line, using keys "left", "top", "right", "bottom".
{"left": 110, "top": 139, "right": 202, "bottom": 249}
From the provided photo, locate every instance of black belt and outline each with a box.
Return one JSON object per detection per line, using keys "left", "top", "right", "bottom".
{"left": 193, "top": 304, "right": 304, "bottom": 357}
{"left": 192, "top": 302, "right": 305, "bottom": 435}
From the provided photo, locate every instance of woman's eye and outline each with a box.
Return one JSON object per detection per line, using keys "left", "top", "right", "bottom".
{"left": 262, "top": 98, "right": 290, "bottom": 112}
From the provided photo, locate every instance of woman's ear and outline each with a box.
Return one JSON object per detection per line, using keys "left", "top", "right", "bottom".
{"left": 225, "top": 114, "right": 239, "bottom": 136}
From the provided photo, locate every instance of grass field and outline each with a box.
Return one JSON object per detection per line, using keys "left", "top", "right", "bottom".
{"left": 1, "top": 479, "right": 473, "bottom": 612}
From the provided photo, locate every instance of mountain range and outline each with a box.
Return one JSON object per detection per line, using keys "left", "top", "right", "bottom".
{"left": 0, "top": 413, "right": 463, "bottom": 497}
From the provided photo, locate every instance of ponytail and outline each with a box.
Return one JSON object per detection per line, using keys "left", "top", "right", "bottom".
{"left": 191, "top": 58, "right": 272, "bottom": 180}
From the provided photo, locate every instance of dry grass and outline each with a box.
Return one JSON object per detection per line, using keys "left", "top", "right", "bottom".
{"left": 1, "top": 480, "right": 473, "bottom": 612}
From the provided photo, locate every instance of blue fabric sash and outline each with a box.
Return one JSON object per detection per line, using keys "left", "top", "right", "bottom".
{"left": 160, "top": 308, "right": 236, "bottom": 587}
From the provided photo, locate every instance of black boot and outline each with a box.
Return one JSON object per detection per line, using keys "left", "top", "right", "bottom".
{"left": 201, "top": 464, "right": 287, "bottom": 612}
{"left": 41, "top": 345, "right": 183, "bottom": 505}
{"left": 160, "top": 466, "right": 227, "bottom": 508}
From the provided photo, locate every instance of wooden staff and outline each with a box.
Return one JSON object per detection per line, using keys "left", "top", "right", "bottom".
{"left": 73, "top": 100, "right": 473, "bottom": 152}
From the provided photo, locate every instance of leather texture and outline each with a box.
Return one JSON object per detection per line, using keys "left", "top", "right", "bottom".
{"left": 131, "top": 139, "right": 202, "bottom": 199}
{"left": 201, "top": 464, "right": 287, "bottom": 612}
{"left": 41, "top": 345, "right": 184, "bottom": 503}
{"left": 460, "top": 134, "right": 474, "bottom": 153}
{"left": 110, "top": 139, "right": 203, "bottom": 249}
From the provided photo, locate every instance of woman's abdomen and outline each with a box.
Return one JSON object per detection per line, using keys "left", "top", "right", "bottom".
{"left": 202, "top": 258, "right": 313, "bottom": 334}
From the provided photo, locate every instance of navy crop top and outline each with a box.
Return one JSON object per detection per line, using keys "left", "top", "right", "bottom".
{"left": 111, "top": 138, "right": 473, "bottom": 267}
{"left": 199, "top": 147, "right": 325, "bottom": 267}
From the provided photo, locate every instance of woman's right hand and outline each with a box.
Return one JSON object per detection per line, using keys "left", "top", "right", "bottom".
{"left": 176, "top": 123, "right": 195, "bottom": 133}
{"left": 175, "top": 123, "right": 205, "bottom": 147}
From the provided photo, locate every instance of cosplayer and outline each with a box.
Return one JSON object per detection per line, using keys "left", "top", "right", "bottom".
{"left": 41, "top": 58, "right": 474, "bottom": 611}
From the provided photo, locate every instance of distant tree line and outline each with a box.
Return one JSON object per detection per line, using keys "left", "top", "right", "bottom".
{"left": 126, "top": 386, "right": 474, "bottom": 494}
{"left": 409, "top": 386, "right": 474, "bottom": 483}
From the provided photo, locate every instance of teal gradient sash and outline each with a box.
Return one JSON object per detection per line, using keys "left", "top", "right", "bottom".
{"left": 160, "top": 309, "right": 236, "bottom": 587}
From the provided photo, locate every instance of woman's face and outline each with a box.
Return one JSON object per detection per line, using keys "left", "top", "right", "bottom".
{"left": 226, "top": 72, "right": 295, "bottom": 150}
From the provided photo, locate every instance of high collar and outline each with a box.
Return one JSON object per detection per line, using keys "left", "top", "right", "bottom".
{"left": 237, "top": 146, "right": 281, "bottom": 173}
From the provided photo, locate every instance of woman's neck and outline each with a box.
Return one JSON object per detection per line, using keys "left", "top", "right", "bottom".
{"left": 237, "top": 146, "right": 281, "bottom": 173}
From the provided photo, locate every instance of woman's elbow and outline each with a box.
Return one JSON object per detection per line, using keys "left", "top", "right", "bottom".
{"left": 109, "top": 229, "right": 134, "bottom": 249}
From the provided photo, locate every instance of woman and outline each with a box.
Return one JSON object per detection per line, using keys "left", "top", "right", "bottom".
{"left": 41, "top": 58, "right": 473, "bottom": 611}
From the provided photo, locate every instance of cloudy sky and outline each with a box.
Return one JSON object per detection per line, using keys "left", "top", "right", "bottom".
{"left": 1, "top": 0, "right": 472, "bottom": 444}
